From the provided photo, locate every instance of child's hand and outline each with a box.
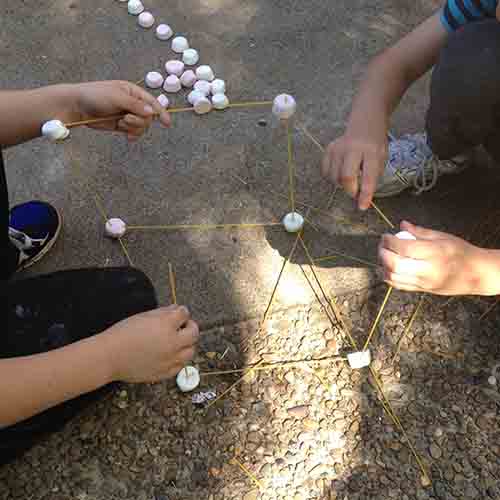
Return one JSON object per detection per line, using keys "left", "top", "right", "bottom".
{"left": 75, "top": 81, "right": 170, "bottom": 141}
{"left": 321, "top": 127, "right": 388, "bottom": 210}
{"left": 104, "top": 305, "right": 199, "bottom": 383}
{"left": 378, "top": 221, "right": 489, "bottom": 296}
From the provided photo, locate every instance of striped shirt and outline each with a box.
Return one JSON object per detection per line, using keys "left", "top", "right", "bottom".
{"left": 440, "top": 0, "right": 498, "bottom": 31}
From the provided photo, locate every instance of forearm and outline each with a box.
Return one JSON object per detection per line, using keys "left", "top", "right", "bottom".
{"left": 0, "top": 330, "right": 116, "bottom": 427}
{"left": 0, "top": 84, "right": 81, "bottom": 147}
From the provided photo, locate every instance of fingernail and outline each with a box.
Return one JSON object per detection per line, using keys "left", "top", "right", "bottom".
{"left": 144, "top": 105, "right": 154, "bottom": 115}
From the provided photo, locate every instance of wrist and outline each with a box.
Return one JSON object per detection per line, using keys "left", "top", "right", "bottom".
{"left": 44, "top": 83, "right": 82, "bottom": 125}
{"left": 471, "top": 247, "right": 500, "bottom": 296}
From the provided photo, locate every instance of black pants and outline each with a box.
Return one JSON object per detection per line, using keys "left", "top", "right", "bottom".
{"left": 427, "top": 19, "right": 500, "bottom": 162}
{"left": 0, "top": 156, "right": 157, "bottom": 465}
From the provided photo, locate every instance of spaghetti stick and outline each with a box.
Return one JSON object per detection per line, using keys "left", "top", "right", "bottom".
{"left": 168, "top": 263, "right": 177, "bottom": 305}
{"left": 363, "top": 285, "right": 393, "bottom": 351}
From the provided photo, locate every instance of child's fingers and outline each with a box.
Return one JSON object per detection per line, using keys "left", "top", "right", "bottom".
{"left": 127, "top": 83, "right": 171, "bottom": 127}
{"left": 339, "top": 151, "right": 362, "bottom": 199}
{"left": 358, "top": 153, "right": 379, "bottom": 210}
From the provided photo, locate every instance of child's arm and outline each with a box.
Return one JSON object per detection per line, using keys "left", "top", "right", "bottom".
{"left": 0, "top": 81, "right": 170, "bottom": 148}
{"left": 322, "top": 12, "right": 448, "bottom": 210}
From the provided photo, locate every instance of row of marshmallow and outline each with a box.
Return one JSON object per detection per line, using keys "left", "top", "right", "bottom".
{"left": 156, "top": 92, "right": 229, "bottom": 113}
{"left": 146, "top": 70, "right": 224, "bottom": 93}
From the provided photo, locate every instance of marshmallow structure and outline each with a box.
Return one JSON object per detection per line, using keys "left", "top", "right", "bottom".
{"left": 180, "top": 70, "right": 197, "bottom": 88}
{"left": 211, "top": 79, "right": 226, "bottom": 95}
{"left": 395, "top": 231, "right": 417, "bottom": 241}
{"left": 176, "top": 366, "right": 200, "bottom": 392}
{"left": 182, "top": 48, "right": 199, "bottom": 66}
{"left": 194, "top": 97, "right": 212, "bottom": 115}
{"left": 127, "top": 0, "right": 144, "bottom": 15}
{"left": 165, "top": 60, "right": 185, "bottom": 77}
{"left": 194, "top": 80, "right": 211, "bottom": 96}
{"left": 212, "top": 94, "right": 229, "bottom": 110}
{"left": 196, "top": 65, "right": 215, "bottom": 82}
{"left": 156, "top": 24, "right": 173, "bottom": 40}
{"left": 187, "top": 90, "right": 206, "bottom": 106}
{"left": 138, "top": 11, "right": 154, "bottom": 28}
{"left": 145, "top": 71, "right": 164, "bottom": 89}
{"left": 105, "top": 218, "right": 127, "bottom": 239}
{"left": 172, "top": 36, "right": 189, "bottom": 53}
{"left": 41, "top": 120, "right": 70, "bottom": 142}
{"left": 163, "top": 75, "right": 181, "bottom": 93}
{"left": 282, "top": 212, "right": 304, "bottom": 233}
{"left": 157, "top": 94, "right": 170, "bottom": 109}
{"left": 272, "top": 94, "right": 297, "bottom": 120}
{"left": 347, "top": 350, "right": 371, "bottom": 369}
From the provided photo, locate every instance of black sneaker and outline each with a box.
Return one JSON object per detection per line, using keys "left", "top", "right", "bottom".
{"left": 8, "top": 201, "right": 62, "bottom": 271}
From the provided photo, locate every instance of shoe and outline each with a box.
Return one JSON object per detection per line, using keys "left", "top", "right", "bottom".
{"left": 8, "top": 201, "right": 62, "bottom": 272}
{"left": 375, "top": 132, "right": 467, "bottom": 198}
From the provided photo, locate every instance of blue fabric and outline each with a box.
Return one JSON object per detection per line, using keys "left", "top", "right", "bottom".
{"left": 9, "top": 201, "right": 59, "bottom": 240}
{"left": 441, "top": 0, "right": 497, "bottom": 32}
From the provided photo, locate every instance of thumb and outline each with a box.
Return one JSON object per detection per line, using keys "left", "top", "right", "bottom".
{"left": 400, "top": 221, "right": 447, "bottom": 240}
{"left": 166, "top": 305, "right": 191, "bottom": 328}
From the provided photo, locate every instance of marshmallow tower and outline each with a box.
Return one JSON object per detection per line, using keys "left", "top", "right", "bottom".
{"left": 172, "top": 36, "right": 189, "bottom": 53}
{"left": 105, "top": 218, "right": 127, "bottom": 239}
{"left": 176, "top": 366, "right": 200, "bottom": 392}
{"left": 182, "top": 49, "right": 199, "bottom": 66}
{"left": 156, "top": 24, "right": 173, "bottom": 40}
{"left": 272, "top": 94, "right": 297, "bottom": 120}
{"left": 127, "top": 0, "right": 144, "bottom": 15}
{"left": 282, "top": 212, "right": 304, "bottom": 233}
{"left": 41, "top": 120, "right": 70, "bottom": 142}
{"left": 145, "top": 71, "right": 164, "bottom": 89}
{"left": 137, "top": 11, "right": 154, "bottom": 28}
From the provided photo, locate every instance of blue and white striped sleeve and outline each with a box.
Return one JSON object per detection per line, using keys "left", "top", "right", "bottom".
{"left": 440, "top": 0, "right": 498, "bottom": 32}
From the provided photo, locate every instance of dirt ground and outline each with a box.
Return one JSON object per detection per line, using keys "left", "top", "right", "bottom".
{"left": 2, "top": 0, "right": 500, "bottom": 499}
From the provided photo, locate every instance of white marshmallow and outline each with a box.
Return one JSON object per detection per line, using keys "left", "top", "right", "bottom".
{"left": 156, "top": 24, "right": 173, "bottom": 40}
{"left": 212, "top": 93, "right": 229, "bottom": 110}
{"left": 395, "top": 231, "right": 417, "bottom": 241}
{"left": 182, "top": 48, "right": 199, "bottom": 66}
{"left": 187, "top": 90, "right": 206, "bottom": 106}
{"left": 176, "top": 366, "right": 200, "bottom": 392}
{"left": 41, "top": 120, "right": 70, "bottom": 142}
{"left": 210, "top": 79, "right": 226, "bottom": 95}
{"left": 194, "top": 80, "right": 211, "bottom": 96}
{"left": 282, "top": 212, "right": 304, "bottom": 233}
{"left": 194, "top": 97, "right": 212, "bottom": 115}
{"left": 172, "top": 36, "right": 189, "bottom": 53}
{"left": 145, "top": 71, "right": 164, "bottom": 89}
{"left": 347, "top": 350, "right": 371, "bottom": 369}
{"left": 180, "top": 70, "right": 197, "bottom": 88}
{"left": 272, "top": 94, "right": 297, "bottom": 120}
{"left": 127, "top": 0, "right": 144, "bottom": 15}
{"left": 138, "top": 11, "right": 154, "bottom": 28}
{"left": 163, "top": 75, "right": 181, "bottom": 93}
{"left": 196, "top": 65, "right": 215, "bottom": 82}
{"left": 105, "top": 218, "right": 127, "bottom": 239}
{"left": 165, "top": 60, "right": 185, "bottom": 76}
{"left": 157, "top": 94, "right": 170, "bottom": 109}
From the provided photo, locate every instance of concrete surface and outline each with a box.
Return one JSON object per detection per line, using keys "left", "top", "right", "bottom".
{"left": 3, "top": 0, "right": 500, "bottom": 498}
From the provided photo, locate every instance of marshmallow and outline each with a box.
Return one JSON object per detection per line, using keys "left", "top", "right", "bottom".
{"left": 180, "top": 70, "right": 197, "bottom": 88}
{"left": 145, "top": 71, "right": 164, "bottom": 89}
{"left": 127, "top": 0, "right": 144, "bottom": 15}
{"left": 187, "top": 90, "right": 206, "bottom": 106}
{"left": 172, "top": 36, "right": 189, "bottom": 53}
{"left": 211, "top": 79, "right": 226, "bottom": 95}
{"left": 194, "top": 80, "right": 211, "bottom": 96}
{"left": 156, "top": 24, "right": 173, "bottom": 40}
{"left": 196, "top": 65, "right": 215, "bottom": 82}
{"left": 176, "top": 366, "right": 200, "bottom": 392}
{"left": 138, "top": 11, "right": 154, "bottom": 28}
{"left": 282, "top": 212, "right": 304, "bottom": 233}
{"left": 41, "top": 120, "right": 70, "bottom": 142}
{"left": 272, "top": 94, "right": 297, "bottom": 120}
{"left": 165, "top": 60, "right": 185, "bottom": 77}
{"left": 194, "top": 97, "right": 212, "bottom": 115}
{"left": 157, "top": 94, "right": 170, "bottom": 109}
{"left": 105, "top": 218, "right": 127, "bottom": 239}
{"left": 163, "top": 75, "right": 181, "bottom": 93}
{"left": 395, "top": 231, "right": 417, "bottom": 241}
{"left": 212, "top": 93, "right": 229, "bottom": 110}
{"left": 182, "top": 48, "right": 199, "bottom": 66}
{"left": 347, "top": 350, "right": 371, "bottom": 369}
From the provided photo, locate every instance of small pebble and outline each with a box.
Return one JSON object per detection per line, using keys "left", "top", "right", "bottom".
{"left": 488, "top": 375, "right": 497, "bottom": 386}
